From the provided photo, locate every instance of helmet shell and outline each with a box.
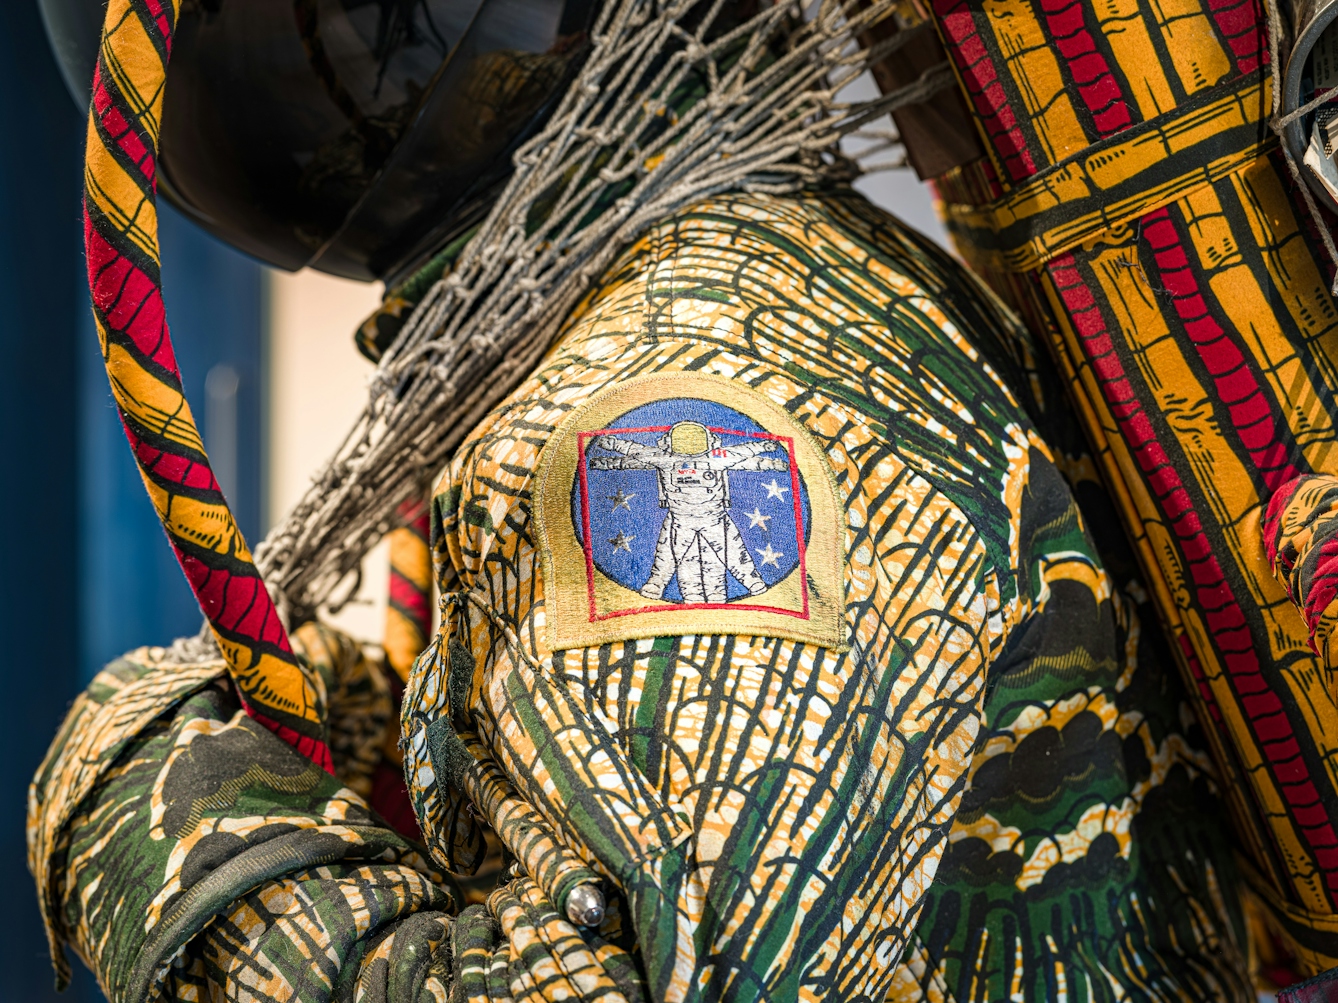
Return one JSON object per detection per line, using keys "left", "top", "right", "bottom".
{"left": 40, "top": 0, "right": 594, "bottom": 282}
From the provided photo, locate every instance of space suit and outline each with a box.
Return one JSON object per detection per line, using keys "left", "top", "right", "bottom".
{"left": 27, "top": 0, "right": 1338, "bottom": 999}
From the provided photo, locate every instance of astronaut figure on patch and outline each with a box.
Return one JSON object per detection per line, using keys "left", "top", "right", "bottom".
{"left": 588, "top": 420, "right": 787, "bottom": 602}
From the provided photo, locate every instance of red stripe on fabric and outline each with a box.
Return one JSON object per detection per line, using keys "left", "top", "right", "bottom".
{"left": 84, "top": 213, "right": 178, "bottom": 374}
{"left": 91, "top": 64, "right": 156, "bottom": 184}
{"left": 395, "top": 499, "right": 431, "bottom": 544}
{"left": 122, "top": 421, "right": 218, "bottom": 491}
{"left": 1293, "top": 802, "right": 1332, "bottom": 827}
{"left": 138, "top": 0, "right": 173, "bottom": 50}
{"left": 932, "top": 0, "right": 1037, "bottom": 181}
{"left": 1178, "top": 634, "right": 1223, "bottom": 723}
{"left": 1050, "top": 251, "right": 1337, "bottom": 902}
{"left": 1207, "top": 0, "right": 1267, "bottom": 74}
{"left": 1038, "top": 0, "right": 1132, "bottom": 137}
{"left": 176, "top": 551, "right": 292, "bottom": 652}
{"left": 389, "top": 572, "right": 431, "bottom": 625}
{"left": 1139, "top": 208, "right": 1301, "bottom": 492}
{"left": 396, "top": 498, "right": 428, "bottom": 521}
{"left": 1254, "top": 712, "right": 1294, "bottom": 742}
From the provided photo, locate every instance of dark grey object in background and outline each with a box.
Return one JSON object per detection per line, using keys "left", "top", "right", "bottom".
{"left": 38, "top": 0, "right": 596, "bottom": 283}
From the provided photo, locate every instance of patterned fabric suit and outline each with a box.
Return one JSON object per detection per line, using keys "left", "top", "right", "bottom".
{"left": 33, "top": 190, "right": 1252, "bottom": 1003}
{"left": 900, "top": 0, "right": 1338, "bottom": 974}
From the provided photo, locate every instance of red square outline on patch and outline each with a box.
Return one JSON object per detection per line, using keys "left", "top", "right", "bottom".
{"left": 576, "top": 425, "right": 810, "bottom": 623}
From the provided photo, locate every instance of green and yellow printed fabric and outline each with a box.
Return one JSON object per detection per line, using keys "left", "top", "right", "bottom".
{"left": 912, "top": 0, "right": 1338, "bottom": 972}
{"left": 32, "top": 189, "right": 1252, "bottom": 1002}
{"left": 27, "top": 645, "right": 447, "bottom": 1002}
{"left": 403, "top": 189, "right": 1251, "bottom": 1001}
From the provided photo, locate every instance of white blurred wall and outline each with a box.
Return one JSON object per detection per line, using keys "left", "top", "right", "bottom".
{"left": 268, "top": 270, "right": 388, "bottom": 641}
{"left": 857, "top": 168, "right": 950, "bottom": 250}
{"left": 266, "top": 169, "right": 945, "bottom": 644}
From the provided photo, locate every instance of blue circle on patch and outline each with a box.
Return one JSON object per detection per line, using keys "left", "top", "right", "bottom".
{"left": 571, "top": 397, "right": 811, "bottom": 604}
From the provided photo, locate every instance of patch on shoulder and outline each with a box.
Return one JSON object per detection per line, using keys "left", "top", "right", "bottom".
{"left": 534, "top": 373, "right": 846, "bottom": 651}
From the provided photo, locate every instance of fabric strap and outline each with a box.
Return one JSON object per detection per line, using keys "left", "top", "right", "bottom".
{"left": 83, "top": 0, "right": 331, "bottom": 770}
{"left": 384, "top": 500, "right": 433, "bottom": 683}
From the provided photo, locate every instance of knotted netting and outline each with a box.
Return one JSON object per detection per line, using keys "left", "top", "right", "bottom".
{"left": 251, "top": 0, "right": 949, "bottom": 625}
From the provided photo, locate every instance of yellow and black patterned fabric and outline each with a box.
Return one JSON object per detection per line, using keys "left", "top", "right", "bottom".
{"left": 83, "top": 0, "right": 329, "bottom": 766}
{"left": 911, "top": 0, "right": 1338, "bottom": 973}
{"left": 32, "top": 188, "right": 1252, "bottom": 1002}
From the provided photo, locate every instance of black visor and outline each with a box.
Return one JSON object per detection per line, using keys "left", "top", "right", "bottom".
{"left": 42, "top": 0, "right": 595, "bottom": 281}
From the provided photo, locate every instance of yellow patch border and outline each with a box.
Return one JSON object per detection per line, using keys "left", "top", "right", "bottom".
{"left": 534, "top": 373, "right": 848, "bottom": 651}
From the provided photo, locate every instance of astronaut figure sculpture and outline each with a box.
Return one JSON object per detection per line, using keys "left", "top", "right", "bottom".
{"left": 28, "top": 0, "right": 1338, "bottom": 1000}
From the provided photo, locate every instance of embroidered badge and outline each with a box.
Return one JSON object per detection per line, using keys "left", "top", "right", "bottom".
{"left": 534, "top": 373, "right": 846, "bottom": 651}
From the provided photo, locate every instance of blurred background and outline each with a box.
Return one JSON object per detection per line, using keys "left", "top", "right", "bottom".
{"left": 0, "top": 2, "right": 945, "bottom": 998}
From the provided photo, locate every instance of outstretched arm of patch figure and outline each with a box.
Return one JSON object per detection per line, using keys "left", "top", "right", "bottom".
{"left": 725, "top": 455, "right": 789, "bottom": 471}
{"left": 588, "top": 455, "right": 661, "bottom": 470}
{"left": 593, "top": 435, "right": 667, "bottom": 460}
{"left": 719, "top": 438, "right": 779, "bottom": 461}
{"left": 588, "top": 435, "right": 668, "bottom": 470}
{"left": 718, "top": 440, "right": 788, "bottom": 471}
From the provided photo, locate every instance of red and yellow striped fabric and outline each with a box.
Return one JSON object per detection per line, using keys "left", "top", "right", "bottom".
{"left": 369, "top": 499, "right": 432, "bottom": 837}
{"left": 916, "top": 0, "right": 1338, "bottom": 972}
{"left": 383, "top": 500, "right": 433, "bottom": 683}
{"left": 83, "top": 0, "right": 330, "bottom": 770}
{"left": 1266, "top": 475, "right": 1338, "bottom": 671}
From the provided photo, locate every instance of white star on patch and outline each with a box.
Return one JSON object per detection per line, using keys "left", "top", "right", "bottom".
{"left": 608, "top": 488, "right": 636, "bottom": 512}
{"left": 609, "top": 530, "right": 635, "bottom": 552}
{"left": 763, "top": 478, "right": 789, "bottom": 500}
{"left": 746, "top": 507, "right": 772, "bottom": 530}
{"left": 756, "top": 543, "right": 783, "bottom": 568}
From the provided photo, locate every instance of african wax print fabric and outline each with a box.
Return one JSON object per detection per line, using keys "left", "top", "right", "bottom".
{"left": 32, "top": 189, "right": 1249, "bottom": 1003}
{"left": 370, "top": 503, "right": 435, "bottom": 840}
{"left": 403, "top": 188, "right": 1250, "bottom": 1002}
{"left": 83, "top": 0, "right": 330, "bottom": 766}
{"left": 532, "top": 373, "right": 847, "bottom": 651}
{"left": 26, "top": 645, "right": 446, "bottom": 1002}
{"left": 385, "top": 501, "right": 435, "bottom": 684}
{"left": 906, "top": 0, "right": 1338, "bottom": 974}
{"left": 28, "top": 639, "right": 644, "bottom": 1003}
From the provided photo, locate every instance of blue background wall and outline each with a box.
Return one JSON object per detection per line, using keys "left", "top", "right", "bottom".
{"left": 0, "top": 2, "right": 87, "bottom": 998}
{"left": 0, "top": 4, "right": 267, "bottom": 998}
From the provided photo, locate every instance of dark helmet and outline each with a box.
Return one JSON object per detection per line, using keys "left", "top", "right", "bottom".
{"left": 40, "top": 0, "right": 597, "bottom": 282}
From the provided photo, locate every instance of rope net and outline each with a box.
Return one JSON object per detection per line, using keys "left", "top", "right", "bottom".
{"left": 253, "top": 0, "right": 948, "bottom": 626}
